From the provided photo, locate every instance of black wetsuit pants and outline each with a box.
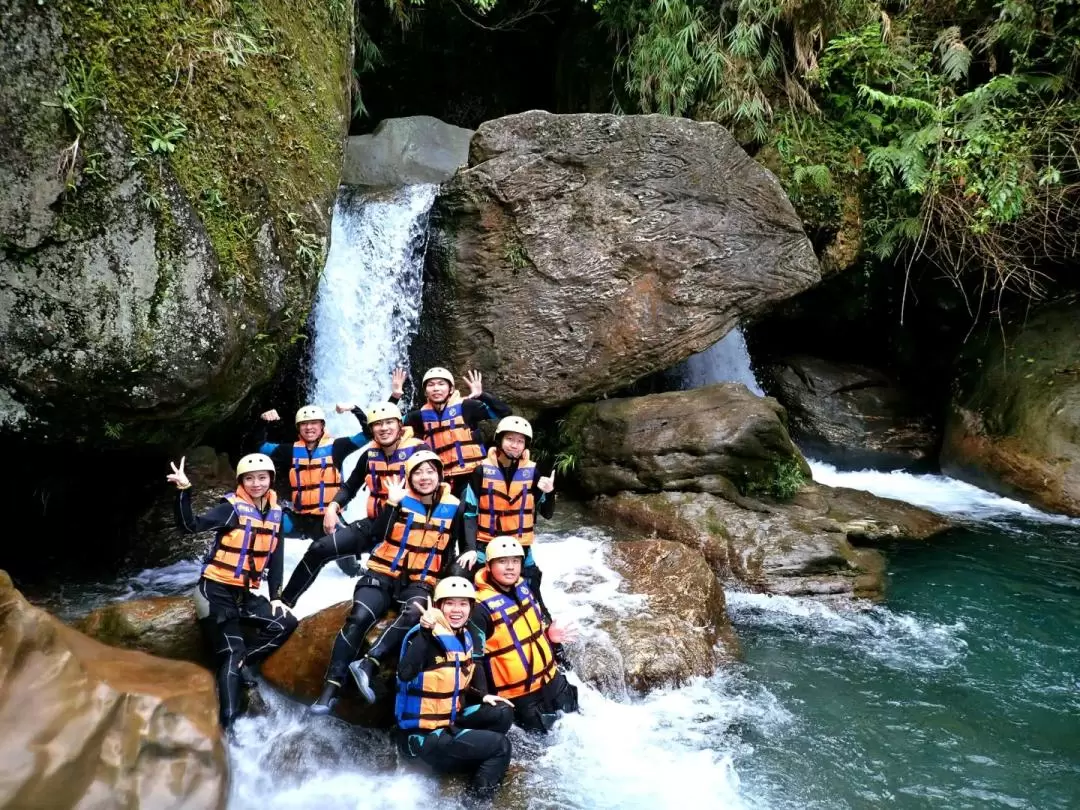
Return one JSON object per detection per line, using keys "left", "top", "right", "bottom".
{"left": 195, "top": 578, "right": 298, "bottom": 728}
{"left": 280, "top": 519, "right": 374, "bottom": 607}
{"left": 324, "top": 572, "right": 432, "bottom": 684}
{"left": 511, "top": 670, "right": 579, "bottom": 733}
{"left": 398, "top": 702, "right": 514, "bottom": 799}
{"left": 285, "top": 512, "right": 360, "bottom": 577}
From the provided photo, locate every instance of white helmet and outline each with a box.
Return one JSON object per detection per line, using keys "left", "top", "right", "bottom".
{"left": 495, "top": 415, "right": 533, "bottom": 441}
{"left": 486, "top": 536, "right": 525, "bottom": 562}
{"left": 422, "top": 367, "right": 455, "bottom": 387}
{"left": 236, "top": 453, "right": 276, "bottom": 479}
{"left": 405, "top": 449, "right": 444, "bottom": 479}
{"left": 294, "top": 404, "right": 326, "bottom": 424}
{"left": 433, "top": 576, "right": 476, "bottom": 603}
{"left": 366, "top": 402, "right": 403, "bottom": 423}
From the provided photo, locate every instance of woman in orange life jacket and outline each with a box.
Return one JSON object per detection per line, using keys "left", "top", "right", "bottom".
{"left": 278, "top": 402, "right": 430, "bottom": 608}
{"left": 253, "top": 403, "right": 370, "bottom": 574}
{"left": 389, "top": 367, "right": 512, "bottom": 500}
{"left": 167, "top": 453, "right": 298, "bottom": 729}
{"left": 394, "top": 577, "right": 515, "bottom": 805}
{"left": 471, "top": 536, "right": 579, "bottom": 734}
{"left": 310, "top": 449, "right": 478, "bottom": 715}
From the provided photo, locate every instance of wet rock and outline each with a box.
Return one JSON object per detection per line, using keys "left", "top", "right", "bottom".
{"left": 758, "top": 354, "right": 939, "bottom": 470}
{"left": 0, "top": 571, "right": 226, "bottom": 809}
{"left": 941, "top": 299, "right": 1080, "bottom": 516}
{"left": 418, "top": 111, "right": 820, "bottom": 411}
{"left": 563, "top": 383, "right": 809, "bottom": 497}
{"left": 604, "top": 540, "right": 736, "bottom": 690}
{"left": 343, "top": 116, "right": 474, "bottom": 188}
{"left": 592, "top": 485, "right": 949, "bottom": 599}
{"left": 77, "top": 594, "right": 207, "bottom": 665}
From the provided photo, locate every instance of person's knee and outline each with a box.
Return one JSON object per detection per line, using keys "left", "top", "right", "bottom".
{"left": 280, "top": 612, "right": 300, "bottom": 634}
{"left": 491, "top": 704, "right": 514, "bottom": 734}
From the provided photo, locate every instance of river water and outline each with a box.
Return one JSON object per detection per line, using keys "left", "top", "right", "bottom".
{"left": 34, "top": 187, "right": 1080, "bottom": 808}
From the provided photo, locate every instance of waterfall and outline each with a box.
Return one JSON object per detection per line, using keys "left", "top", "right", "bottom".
{"left": 674, "top": 328, "right": 765, "bottom": 395}
{"left": 309, "top": 185, "right": 437, "bottom": 438}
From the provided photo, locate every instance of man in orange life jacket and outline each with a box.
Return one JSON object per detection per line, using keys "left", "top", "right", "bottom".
{"left": 254, "top": 403, "right": 370, "bottom": 574}
{"left": 168, "top": 453, "right": 298, "bottom": 728}
{"left": 311, "top": 450, "right": 478, "bottom": 715}
{"left": 471, "top": 536, "right": 579, "bottom": 733}
{"left": 391, "top": 367, "right": 511, "bottom": 499}
{"left": 278, "top": 402, "right": 430, "bottom": 608}
{"left": 394, "top": 577, "right": 514, "bottom": 805}
{"left": 467, "top": 415, "right": 556, "bottom": 617}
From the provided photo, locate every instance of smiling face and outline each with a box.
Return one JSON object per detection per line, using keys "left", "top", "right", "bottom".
{"left": 297, "top": 419, "right": 324, "bottom": 443}
{"left": 239, "top": 470, "right": 272, "bottom": 501}
{"left": 489, "top": 555, "right": 523, "bottom": 587}
{"left": 409, "top": 460, "right": 441, "bottom": 496}
{"left": 425, "top": 378, "right": 452, "bottom": 405}
{"left": 438, "top": 597, "right": 473, "bottom": 629}
{"left": 499, "top": 431, "right": 527, "bottom": 459}
{"left": 372, "top": 417, "right": 402, "bottom": 447}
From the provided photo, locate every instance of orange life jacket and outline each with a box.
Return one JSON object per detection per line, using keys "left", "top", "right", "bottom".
{"left": 477, "top": 448, "right": 536, "bottom": 546}
{"left": 394, "top": 623, "right": 475, "bottom": 731}
{"left": 288, "top": 435, "right": 341, "bottom": 514}
{"left": 202, "top": 490, "right": 282, "bottom": 589}
{"left": 419, "top": 392, "right": 484, "bottom": 478}
{"left": 367, "top": 484, "right": 460, "bottom": 587}
{"left": 362, "top": 430, "right": 430, "bottom": 519}
{"left": 474, "top": 567, "right": 555, "bottom": 699}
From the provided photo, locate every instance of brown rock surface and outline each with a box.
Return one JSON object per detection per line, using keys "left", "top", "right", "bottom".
{"left": 0, "top": 571, "right": 226, "bottom": 809}
{"left": 77, "top": 595, "right": 207, "bottom": 665}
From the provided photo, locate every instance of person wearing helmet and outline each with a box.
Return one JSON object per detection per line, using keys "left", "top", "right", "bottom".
{"left": 471, "top": 536, "right": 579, "bottom": 733}
{"left": 251, "top": 402, "right": 371, "bottom": 574}
{"left": 466, "top": 415, "right": 556, "bottom": 617}
{"left": 278, "top": 402, "right": 430, "bottom": 608}
{"left": 310, "top": 449, "right": 478, "bottom": 715}
{"left": 167, "top": 453, "right": 298, "bottom": 728}
{"left": 392, "top": 576, "right": 515, "bottom": 804}
{"left": 389, "top": 366, "right": 511, "bottom": 498}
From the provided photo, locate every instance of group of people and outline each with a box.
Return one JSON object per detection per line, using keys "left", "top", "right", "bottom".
{"left": 167, "top": 367, "right": 579, "bottom": 803}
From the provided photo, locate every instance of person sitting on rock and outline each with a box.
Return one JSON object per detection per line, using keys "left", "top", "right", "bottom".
{"left": 394, "top": 576, "right": 514, "bottom": 806}
{"left": 310, "top": 449, "right": 477, "bottom": 715}
{"left": 391, "top": 367, "right": 512, "bottom": 499}
{"left": 278, "top": 402, "right": 430, "bottom": 608}
{"left": 167, "top": 453, "right": 298, "bottom": 729}
{"left": 467, "top": 416, "right": 556, "bottom": 616}
{"left": 253, "top": 403, "right": 370, "bottom": 574}
{"left": 471, "top": 536, "right": 579, "bottom": 733}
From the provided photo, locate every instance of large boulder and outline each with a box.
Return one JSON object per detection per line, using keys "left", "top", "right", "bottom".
{"left": 0, "top": 571, "right": 226, "bottom": 809}
{"left": 0, "top": 0, "right": 351, "bottom": 446}
{"left": 563, "top": 383, "right": 810, "bottom": 497}
{"left": 76, "top": 595, "right": 207, "bottom": 666}
{"left": 941, "top": 299, "right": 1080, "bottom": 515}
{"left": 415, "top": 111, "right": 820, "bottom": 411}
{"left": 593, "top": 482, "right": 949, "bottom": 599}
{"left": 758, "top": 354, "right": 939, "bottom": 470}
{"left": 342, "top": 116, "right": 474, "bottom": 188}
{"left": 602, "top": 540, "right": 736, "bottom": 690}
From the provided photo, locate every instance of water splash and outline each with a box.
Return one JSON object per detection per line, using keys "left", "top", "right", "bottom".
{"left": 673, "top": 328, "right": 764, "bottom": 395}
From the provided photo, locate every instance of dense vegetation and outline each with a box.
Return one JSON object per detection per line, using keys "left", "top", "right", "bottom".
{"left": 357, "top": 0, "right": 1079, "bottom": 314}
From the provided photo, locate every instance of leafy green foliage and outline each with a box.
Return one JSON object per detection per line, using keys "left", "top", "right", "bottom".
{"left": 741, "top": 458, "right": 806, "bottom": 501}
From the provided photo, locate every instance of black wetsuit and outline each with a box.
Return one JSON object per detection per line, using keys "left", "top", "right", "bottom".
{"left": 322, "top": 497, "right": 478, "bottom": 685}
{"left": 396, "top": 625, "right": 513, "bottom": 801}
{"left": 176, "top": 489, "right": 298, "bottom": 727}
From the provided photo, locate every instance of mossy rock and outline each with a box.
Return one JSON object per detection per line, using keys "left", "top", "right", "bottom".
{"left": 0, "top": 0, "right": 351, "bottom": 448}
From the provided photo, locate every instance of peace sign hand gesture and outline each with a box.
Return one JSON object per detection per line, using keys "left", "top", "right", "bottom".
{"left": 537, "top": 469, "right": 556, "bottom": 494}
{"left": 419, "top": 596, "right": 450, "bottom": 631}
{"left": 166, "top": 457, "right": 191, "bottom": 490}
{"left": 464, "top": 369, "right": 483, "bottom": 398}
{"left": 385, "top": 475, "right": 408, "bottom": 507}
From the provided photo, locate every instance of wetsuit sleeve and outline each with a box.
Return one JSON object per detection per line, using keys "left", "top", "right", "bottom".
{"left": 469, "top": 604, "right": 494, "bottom": 646}
{"left": 465, "top": 660, "right": 491, "bottom": 700}
{"left": 452, "top": 501, "right": 477, "bottom": 556}
{"left": 334, "top": 449, "right": 369, "bottom": 508}
{"left": 463, "top": 394, "right": 511, "bottom": 425}
{"left": 267, "top": 540, "right": 284, "bottom": 600}
{"left": 331, "top": 408, "right": 371, "bottom": 466}
{"left": 253, "top": 418, "right": 286, "bottom": 456}
{"left": 397, "top": 627, "right": 433, "bottom": 682}
{"left": 533, "top": 478, "right": 556, "bottom": 520}
{"left": 403, "top": 409, "right": 424, "bottom": 438}
{"left": 175, "top": 490, "right": 236, "bottom": 534}
{"left": 371, "top": 502, "right": 399, "bottom": 543}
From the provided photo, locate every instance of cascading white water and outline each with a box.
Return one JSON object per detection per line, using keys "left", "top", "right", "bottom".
{"left": 674, "top": 328, "right": 765, "bottom": 395}
{"left": 310, "top": 185, "right": 437, "bottom": 439}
